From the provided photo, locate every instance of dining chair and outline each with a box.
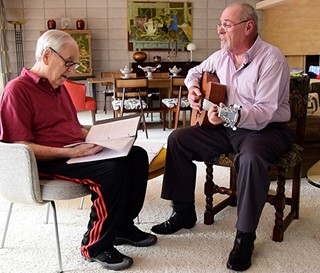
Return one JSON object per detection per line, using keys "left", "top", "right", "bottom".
{"left": 113, "top": 77, "right": 149, "bottom": 138}
{"left": 202, "top": 75, "right": 310, "bottom": 242}
{"left": 100, "top": 72, "right": 137, "bottom": 115}
{"left": 147, "top": 72, "right": 170, "bottom": 121}
{"left": 0, "top": 142, "right": 91, "bottom": 273}
{"left": 162, "top": 76, "right": 191, "bottom": 129}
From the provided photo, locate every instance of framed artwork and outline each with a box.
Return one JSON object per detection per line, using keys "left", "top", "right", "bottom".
{"left": 61, "top": 29, "right": 93, "bottom": 78}
{"left": 127, "top": 1, "right": 192, "bottom": 51}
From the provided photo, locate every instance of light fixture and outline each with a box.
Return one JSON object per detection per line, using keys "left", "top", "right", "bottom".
{"left": 187, "top": 43, "right": 196, "bottom": 62}
{"left": 7, "top": 20, "right": 27, "bottom": 75}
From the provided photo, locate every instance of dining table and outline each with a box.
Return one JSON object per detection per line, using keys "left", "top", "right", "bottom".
{"left": 87, "top": 76, "right": 175, "bottom": 128}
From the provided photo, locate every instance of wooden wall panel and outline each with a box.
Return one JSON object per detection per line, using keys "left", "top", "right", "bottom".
{"left": 262, "top": 0, "right": 320, "bottom": 56}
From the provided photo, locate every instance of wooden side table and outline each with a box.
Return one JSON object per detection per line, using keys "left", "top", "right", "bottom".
{"left": 307, "top": 160, "right": 320, "bottom": 188}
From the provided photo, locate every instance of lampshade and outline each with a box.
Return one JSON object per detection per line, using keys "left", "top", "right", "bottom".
{"left": 186, "top": 43, "right": 196, "bottom": 62}
{"left": 187, "top": 43, "right": 196, "bottom": 51}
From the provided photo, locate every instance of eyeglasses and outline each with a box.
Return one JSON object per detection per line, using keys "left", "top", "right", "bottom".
{"left": 217, "top": 20, "right": 249, "bottom": 32}
{"left": 49, "top": 47, "right": 80, "bottom": 68}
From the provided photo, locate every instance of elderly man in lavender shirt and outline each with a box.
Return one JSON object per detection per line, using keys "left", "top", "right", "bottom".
{"left": 151, "top": 2, "right": 293, "bottom": 271}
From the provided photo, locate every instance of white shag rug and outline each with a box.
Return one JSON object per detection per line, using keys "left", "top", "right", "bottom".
{"left": 1, "top": 114, "right": 320, "bottom": 273}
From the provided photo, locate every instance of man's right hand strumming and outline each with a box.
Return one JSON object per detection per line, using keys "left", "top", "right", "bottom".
{"left": 188, "top": 86, "right": 203, "bottom": 111}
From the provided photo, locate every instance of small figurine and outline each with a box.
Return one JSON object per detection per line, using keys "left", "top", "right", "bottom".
{"left": 169, "top": 65, "right": 182, "bottom": 76}
{"left": 138, "top": 64, "right": 161, "bottom": 78}
{"left": 120, "top": 66, "right": 133, "bottom": 78}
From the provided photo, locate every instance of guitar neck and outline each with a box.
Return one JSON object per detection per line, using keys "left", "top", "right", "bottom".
{"left": 202, "top": 98, "right": 216, "bottom": 111}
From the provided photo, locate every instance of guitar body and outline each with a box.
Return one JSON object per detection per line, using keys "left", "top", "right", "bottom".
{"left": 191, "top": 72, "right": 226, "bottom": 128}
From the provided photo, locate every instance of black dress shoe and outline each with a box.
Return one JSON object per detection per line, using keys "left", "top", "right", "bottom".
{"left": 85, "top": 247, "right": 133, "bottom": 271}
{"left": 227, "top": 231, "right": 256, "bottom": 272}
{"left": 151, "top": 210, "right": 197, "bottom": 235}
{"left": 114, "top": 225, "right": 157, "bottom": 247}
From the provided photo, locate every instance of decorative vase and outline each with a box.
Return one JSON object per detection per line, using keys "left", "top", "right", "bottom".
{"left": 133, "top": 51, "right": 147, "bottom": 63}
{"left": 138, "top": 64, "right": 161, "bottom": 79}
{"left": 47, "top": 19, "right": 56, "bottom": 30}
{"left": 169, "top": 65, "right": 182, "bottom": 77}
{"left": 76, "top": 19, "right": 85, "bottom": 30}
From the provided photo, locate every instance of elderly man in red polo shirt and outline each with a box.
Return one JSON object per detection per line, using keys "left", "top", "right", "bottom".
{"left": 0, "top": 29, "right": 156, "bottom": 271}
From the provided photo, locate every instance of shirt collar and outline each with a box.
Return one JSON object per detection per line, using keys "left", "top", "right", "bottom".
{"left": 21, "top": 68, "right": 62, "bottom": 96}
{"left": 245, "top": 34, "right": 262, "bottom": 64}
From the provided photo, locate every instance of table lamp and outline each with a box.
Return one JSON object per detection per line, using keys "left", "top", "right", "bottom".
{"left": 187, "top": 43, "right": 196, "bottom": 62}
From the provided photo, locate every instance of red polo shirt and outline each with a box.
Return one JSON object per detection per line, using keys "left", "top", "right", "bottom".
{"left": 0, "top": 68, "right": 84, "bottom": 147}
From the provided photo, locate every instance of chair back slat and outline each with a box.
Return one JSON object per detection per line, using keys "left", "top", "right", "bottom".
{"left": 171, "top": 77, "right": 188, "bottom": 97}
{"left": 289, "top": 76, "right": 310, "bottom": 146}
{"left": 152, "top": 72, "right": 170, "bottom": 79}
{"left": 115, "top": 78, "right": 148, "bottom": 89}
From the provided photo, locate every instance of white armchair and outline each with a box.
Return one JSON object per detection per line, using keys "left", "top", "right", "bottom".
{"left": 0, "top": 142, "right": 90, "bottom": 273}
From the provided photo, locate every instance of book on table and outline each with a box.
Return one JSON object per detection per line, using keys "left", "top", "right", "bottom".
{"left": 65, "top": 114, "right": 141, "bottom": 164}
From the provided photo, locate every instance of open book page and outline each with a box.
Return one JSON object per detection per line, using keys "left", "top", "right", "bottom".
{"left": 67, "top": 138, "right": 135, "bottom": 164}
{"left": 86, "top": 116, "right": 140, "bottom": 144}
{"left": 66, "top": 115, "right": 140, "bottom": 164}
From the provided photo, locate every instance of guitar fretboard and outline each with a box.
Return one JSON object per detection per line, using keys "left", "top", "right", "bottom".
{"left": 202, "top": 98, "right": 215, "bottom": 111}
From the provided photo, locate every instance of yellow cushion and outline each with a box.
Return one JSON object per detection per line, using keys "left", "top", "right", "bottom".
{"left": 148, "top": 147, "right": 166, "bottom": 179}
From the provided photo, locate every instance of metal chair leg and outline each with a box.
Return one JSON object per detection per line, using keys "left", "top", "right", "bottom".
{"left": 50, "top": 201, "right": 63, "bottom": 273}
{"left": 45, "top": 202, "right": 50, "bottom": 224}
{"left": 1, "top": 202, "right": 13, "bottom": 248}
{"left": 79, "top": 197, "right": 85, "bottom": 210}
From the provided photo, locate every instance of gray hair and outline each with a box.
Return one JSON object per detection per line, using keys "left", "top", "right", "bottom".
{"left": 228, "top": 2, "right": 258, "bottom": 29}
{"left": 239, "top": 3, "right": 258, "bottom": 25}
{"left": 35, "top": 29, "right": 78, "bottom": 61}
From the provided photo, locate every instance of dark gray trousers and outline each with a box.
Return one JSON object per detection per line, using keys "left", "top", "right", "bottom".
{"left": 161, "top": 123, "right": 294, "bottom": 233}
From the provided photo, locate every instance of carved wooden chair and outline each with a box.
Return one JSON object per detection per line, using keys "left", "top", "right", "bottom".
{"left": 203, "top": 76, "right": 310, "bottom": 242}
{"left": 162, "top": 76, "right": 191, "bottom": 129}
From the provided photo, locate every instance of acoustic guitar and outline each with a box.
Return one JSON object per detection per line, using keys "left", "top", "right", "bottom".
{"left": 190, "top": 72, "right": 241, "bottom": 130}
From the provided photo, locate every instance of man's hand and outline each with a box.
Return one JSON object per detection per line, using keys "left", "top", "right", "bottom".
{"left": 188, "top": 86, "right": 203, "bottom": 111}
{"left": 70, "top": 143, "right": 104, "bottom": 158}
{"left": 207, "top": 102, "right": 224, "bottom": 126}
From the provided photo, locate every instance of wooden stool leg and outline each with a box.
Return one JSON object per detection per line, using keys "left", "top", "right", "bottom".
{"left": 204, "top": 162, "right": 214, "bottom": 225}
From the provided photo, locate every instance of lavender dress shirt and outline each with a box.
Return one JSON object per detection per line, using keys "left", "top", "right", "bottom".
{"left": 185, "top": 35, "right": 291, "bottom": 131}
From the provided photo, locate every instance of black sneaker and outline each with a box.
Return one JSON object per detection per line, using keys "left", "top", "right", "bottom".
{"left": 114, "top": 225, "right": 157, "bottom": 247}
{"left": 85, "top": 247, "right": 133, "bottom": 271}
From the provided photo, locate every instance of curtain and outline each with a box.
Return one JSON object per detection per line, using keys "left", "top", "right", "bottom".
{"left": 0, "top": 0, "right": 9, "bottom": 95}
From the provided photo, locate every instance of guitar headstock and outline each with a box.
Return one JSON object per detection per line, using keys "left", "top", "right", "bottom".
{"left": 218, "top": 104, "right": 241, "bottom": 130}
